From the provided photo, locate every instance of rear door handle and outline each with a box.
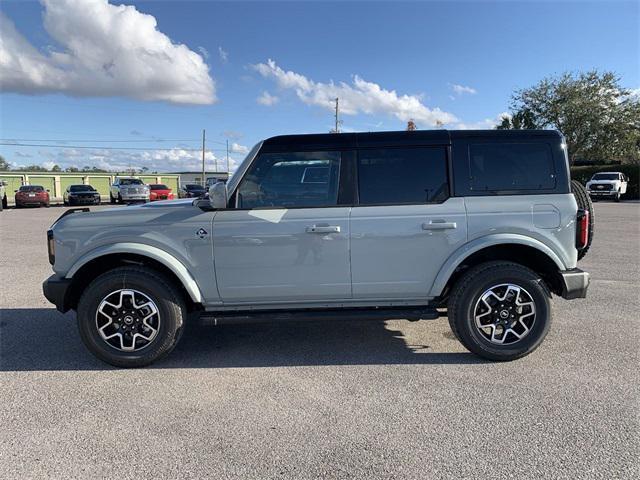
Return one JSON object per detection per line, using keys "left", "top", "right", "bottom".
{"left": 422, "top": 220, "right": 457, "bottom": 230}
{"left": 306, "top": 225, "right": 341, "bottom": 234}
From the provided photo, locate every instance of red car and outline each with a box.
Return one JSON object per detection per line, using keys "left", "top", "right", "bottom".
{"left": 148, "top": 184, "right": 174, "bottom": 201}
{"left": 15, "top": 185, "right": 50, "bottom": 207}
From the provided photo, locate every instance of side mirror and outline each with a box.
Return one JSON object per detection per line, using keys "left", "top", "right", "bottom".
{"left": 209, "top": 182, "right": 228, "bottom": 209}
{"left": 46, "top": 189, "right": 50, "bottom": 192}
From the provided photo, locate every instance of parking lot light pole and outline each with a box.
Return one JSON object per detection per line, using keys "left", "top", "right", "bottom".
{"left": 201, "top": 129, "right": 206, "bottom": 187}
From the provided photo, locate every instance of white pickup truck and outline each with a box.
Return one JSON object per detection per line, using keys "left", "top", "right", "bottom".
{"left": 586, "top": 172, "right": 629, "bottom": 202}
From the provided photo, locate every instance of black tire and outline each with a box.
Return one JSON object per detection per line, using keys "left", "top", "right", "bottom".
{"left": 571, "top": 180, "right": 594, "bottom": 260}
{"left": 614, "top": 191, "right": 621, "bottom": 202}
{"left": 77, "top": 267, "right": 186, "bottom": 367}
{"left": 0, "top": 197, "right": 3, "bottom": 211}
{"left": 109, "top": 194, "right": 115, "bottom": 204}
{"left": 447, "top": 261, "right": 552, "bottom": 361}
{"left": 117, "top": 193, "right": 123, "bottom": 204}
{"left": 1, "top": 196, "right": 5, "bottom": 210}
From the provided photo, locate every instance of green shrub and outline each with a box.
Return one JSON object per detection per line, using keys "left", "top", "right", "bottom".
{"left": 570, "top": 164, "right": 640, "bottom": 199}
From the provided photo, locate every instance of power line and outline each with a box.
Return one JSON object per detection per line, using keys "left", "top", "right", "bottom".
{"left": 0, "top": 137, "right": 229, "bottom": 146}
{"left": 0, "top": 142, "right": 229, "bottom": 152}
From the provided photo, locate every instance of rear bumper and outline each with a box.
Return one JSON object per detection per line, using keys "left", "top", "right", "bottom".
{"left": 43, "top": 275, "right": 72, "bottom": 312}
{"left": 559, "top": 268, "right": 590, "bottom": 300}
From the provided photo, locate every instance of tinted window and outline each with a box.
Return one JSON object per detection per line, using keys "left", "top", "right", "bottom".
{"left": 357, "top": 147, "right": 448, "bottom": 205}
{"left": 237, "top": 151, "right": 341, "bottom": 208}
{"left": 469, "top": 143, "right": 555, "bottom": 191}
{"left": 69, "top": 185, "right": 95, "bottom": 192}
{"left": 120, "top": 179, "right": 143, "bottom": 186}
{"left": 19, "top": 186, "right": 44, "bottom": 192}
{"left": 592, "top": 173, "right": 619, "bottom": 181}
{"left": 185, "top": 184, "right": 204, "bottom": 191}
{"left": 149, "top": 184, "right": 169, "bottom": 190}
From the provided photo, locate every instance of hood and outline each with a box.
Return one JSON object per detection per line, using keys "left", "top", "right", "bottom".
{"left": 52, "top": 199, "right": 201, "bottom": 231}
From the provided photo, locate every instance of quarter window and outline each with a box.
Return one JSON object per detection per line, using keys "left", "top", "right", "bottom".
{"left": 469, "top": 143, "right": 555, "bottom": 191}
{"left": 237, "top": 151, "right": 341, "bottom": 208}
{"left": 357, "top": 147, "right": 448, "bottom": 205}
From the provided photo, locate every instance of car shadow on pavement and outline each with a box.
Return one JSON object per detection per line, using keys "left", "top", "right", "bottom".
{"left": 0, "top": 308, "right": 482, "bottom": 371}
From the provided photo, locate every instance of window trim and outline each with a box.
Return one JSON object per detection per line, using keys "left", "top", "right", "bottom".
{"left": 353, "top": 145, "right": 451, "bottom": 207}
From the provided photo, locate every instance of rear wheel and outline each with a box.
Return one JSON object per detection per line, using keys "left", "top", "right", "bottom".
{"left": 117, "top": 193, "right": 123, "bottom": 204}
{"left": 448, "top": 261, "right": 552, "bottom": 361}
{"left": 77, "top": 267, "right": 186, "bottom": 367}
{"left": 571, "top": 180, "right": 594, "bottom": 260}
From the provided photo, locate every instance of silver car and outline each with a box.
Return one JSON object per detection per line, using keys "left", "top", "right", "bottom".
{"left": 43, "top": 130, "right": 592, "bottom": 367}
{"left": 109, "top": 177, "right": 149, "bottom": 204}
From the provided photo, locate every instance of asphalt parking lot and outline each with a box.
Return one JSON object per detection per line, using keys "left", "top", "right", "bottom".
{"left": 0, "top": 202, "right": 638, "bottom": 479}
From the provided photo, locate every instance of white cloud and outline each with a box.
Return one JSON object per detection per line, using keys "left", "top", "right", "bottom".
{"left": 198, "top": 46, "right": 209, "bottom": 59}
{"left": 454, "top": 112, "right": 510, "bottom": 130}
{"left": 253, "top": 59, "right": 457, "bottom": 127}
{"left": 42, "top": 161, "right": 58, "bottom": 170}
{"left": 0, "top": 0, "right": 215, "bottom": 104}
{"left": 230, "top": 142, "right": 249, "bottom": 154}
{"left": 451, "top": 84, "right": 477, "bottom": 96}
{"left": 218, "top": 46, "right": 228, "bottom": 63}
{"left": 256, "top": 90, "right": 279, "bottom": 106}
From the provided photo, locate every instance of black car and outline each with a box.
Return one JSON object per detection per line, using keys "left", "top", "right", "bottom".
{"left": 178, "top": 183, "right": 206, "bottom": 198}
{"left": 64, "top": 184, "right": 101, "bottom": 206}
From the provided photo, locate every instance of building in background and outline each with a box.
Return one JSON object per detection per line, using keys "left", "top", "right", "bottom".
{"left": 173, "top": 171, "right": 229, "bottom": 187}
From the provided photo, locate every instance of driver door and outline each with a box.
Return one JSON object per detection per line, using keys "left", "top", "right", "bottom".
{"left": 212, "top": 150, "right": 352, "bottom": 304}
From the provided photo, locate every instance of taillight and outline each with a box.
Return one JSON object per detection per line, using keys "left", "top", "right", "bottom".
{"left": 47, "top": 230, "right": 55, "bottom": 265}
{"left": 576, "top": 209, "right": 589, "bottom": 250}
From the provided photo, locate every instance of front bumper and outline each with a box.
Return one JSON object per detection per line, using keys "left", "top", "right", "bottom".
{"left": 43, "top": 275, "right": 72, "bottom": 312}
{"left": 588, "top": 190, "right": 616, "bottom": 196}
{"left": 69, "top": 196, "right": 100, "bottom": 205}
{"left": 559, "top": 268, "right": 590, "bottom": 300}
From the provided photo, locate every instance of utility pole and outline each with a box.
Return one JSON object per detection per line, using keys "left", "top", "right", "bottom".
{"left": 201, "top": 129, "right": 206, "bottom": 186}
{"left": 226, "top": 139, "right": 230, "bottom": 173}
{"left": 334, "top": 97, "right": 340, "bottom": 133}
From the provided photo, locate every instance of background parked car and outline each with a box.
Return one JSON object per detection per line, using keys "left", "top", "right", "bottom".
{"left": 0, "top": 181, "right": 7, "bottom": 211}
{"left": 178, "top": 183, "right": 206, "bottom": 198}
{"left": 586, "top": 172, "right": 629, "bottom": 202}
{"left": 64, "top": 184, "right": 101, "bottom": 206}
{"left": 148, "top": 184, "right": 174, "bottom": 201}
{"left": 109, "top": 177, "right": 150, "bottom": 204}
{"left": 15, "top": 185, "right": 49, "bottom": 208}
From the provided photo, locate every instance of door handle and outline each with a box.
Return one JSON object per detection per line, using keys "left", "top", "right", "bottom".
{"left": 422, "top": 220, "right": 457, "bottom": 230}
{"left": 306, "top": 225, "right": 341, "bottom": 234}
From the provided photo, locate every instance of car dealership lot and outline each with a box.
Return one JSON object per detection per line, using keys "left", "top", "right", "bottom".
{"left": 1, "top": 203, "right": 638, "bottom": 479}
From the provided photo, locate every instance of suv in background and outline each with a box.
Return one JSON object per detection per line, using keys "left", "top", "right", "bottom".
{"left": 178, "top": 183, "right": 206, "bottom": 198}
{"left": 109, "top": 177, "right": 149, "bottom": 204}
{"left": 586, "top": 172, "right": 628, "bottom": 202}
{"left": 43, "top": 130, "right": 592, "bottom": 367}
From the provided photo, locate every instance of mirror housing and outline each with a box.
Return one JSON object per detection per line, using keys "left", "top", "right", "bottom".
{"left": 209, "top": 182, "right": 228, "bottom": 209}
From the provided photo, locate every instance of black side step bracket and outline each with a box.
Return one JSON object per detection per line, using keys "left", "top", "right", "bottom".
{"left": 199, "top": 307, "right": 443, "bottom": 326}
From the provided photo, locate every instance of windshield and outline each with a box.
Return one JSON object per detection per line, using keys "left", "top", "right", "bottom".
{"left": 69, "top": 185, "right": 95, "bottom": 192}
{"left": 19, "top": 186, "right": 44, "bottom": 192}
{"left": 226, "top": 141, "right": 263, "bottom": 195}
{"left": 120, "top": 178, "right": 143, "bottom": 185}
{"left": 150, "top": 184, "right": 169, "bottom": 190}
{"left": 592, "top": 173, "right": 619, "bottom": 181}
{"left": 186, "top": 184, "right": 205, "bottom": 190}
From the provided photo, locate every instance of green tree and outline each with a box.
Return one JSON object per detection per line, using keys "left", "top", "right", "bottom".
{"left": 66, "top": 166, "right": 79, "bottom": 172}
{"left": 501, "top": 71, "right": 640, "bottom": 164}
{"left": 0, "top": 155, "right": 9, "bottom": 171}
{"left": 51, "top": 164, "right": 62, "bottom": 172}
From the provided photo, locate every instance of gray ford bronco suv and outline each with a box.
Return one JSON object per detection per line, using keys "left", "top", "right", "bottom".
{"left": 43, "top": 130, "right": 592, "bottom": 367}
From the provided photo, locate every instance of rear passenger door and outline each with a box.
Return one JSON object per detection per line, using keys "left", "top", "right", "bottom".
{"left": 350, "top": 146, "right": 467, "bottom": 300}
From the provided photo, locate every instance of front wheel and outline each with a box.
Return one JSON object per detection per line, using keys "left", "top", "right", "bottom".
{"left": 77, "top": 267, "right": 186, "bottom": 367}
{"left": 614, "top": 192, "right": 621, "bottom": 202}
{"left": 447, "top": 261, "right": 551, "bottom": 361}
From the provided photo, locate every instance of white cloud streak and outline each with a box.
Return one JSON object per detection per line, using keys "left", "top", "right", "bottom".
{"left": 256, "top": 90, "right": 279, "bottom": 106}
{"left": 0, "top": 0, "right": 215, "bottom": 104}
{"left": 253, "top": 59, "right": 457, "bottom": 127}
{"left": 451, "top": 84, "right": 477, "bottom": 96}
{"left": 218, "top": 46, "right": 228, "bottom": 63}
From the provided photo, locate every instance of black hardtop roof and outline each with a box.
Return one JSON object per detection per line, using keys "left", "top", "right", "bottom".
{"left": 261, "top": 129, "right": 562, "bottom": 150}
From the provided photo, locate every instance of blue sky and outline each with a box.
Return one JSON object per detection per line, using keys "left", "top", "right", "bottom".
{"left": 0, "top": 0, "right": 638, "bottom": 172}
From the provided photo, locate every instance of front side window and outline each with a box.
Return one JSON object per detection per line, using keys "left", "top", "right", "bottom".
{"left": 237, "top": 151, "right": 341, "bottom": 209}
{"left": 469, "top": 143, "right": 555, "bottom": 191}
{"left": 357, "top": 147, "right": 448, "bottom": 205}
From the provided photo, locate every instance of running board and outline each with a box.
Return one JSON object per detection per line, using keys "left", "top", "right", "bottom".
{"left": 198, "top": 307, "right": 442, "bottom": 326}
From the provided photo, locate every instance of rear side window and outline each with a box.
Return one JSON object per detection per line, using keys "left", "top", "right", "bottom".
{"left": 237, "top": 151, "right": 341, "bottom": 208}
{"left": 357, "top": 147, "right": 448, "bottom": 205}
{"left": 469, "top": 143, "right": 555, "bottom": 192}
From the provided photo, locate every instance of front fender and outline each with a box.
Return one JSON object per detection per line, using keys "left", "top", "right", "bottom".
{"left": 65, "top": 242, "right": 203, "bottom": 303}
{"left": 428, "top": 234, "right": 566, "bottom": 297}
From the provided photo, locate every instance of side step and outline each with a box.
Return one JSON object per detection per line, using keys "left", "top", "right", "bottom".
{"left": 198, "top": 307, "right": 443, "bottom": 326}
